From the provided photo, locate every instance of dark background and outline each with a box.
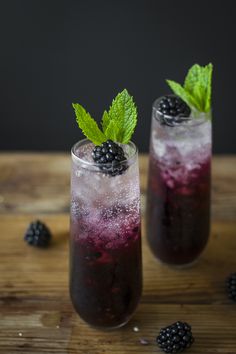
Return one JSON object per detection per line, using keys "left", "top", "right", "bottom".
{"left": 0, "top": 0, "right": 235, "bottom": 153}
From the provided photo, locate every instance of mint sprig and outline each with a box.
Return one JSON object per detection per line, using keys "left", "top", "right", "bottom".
{"left": 72, "top": 89, "right": 137, "bottom": 145}
{"left": 72, "top": 104, "right": 107, "bottom": 145}
{"left": 166, "top": 63, "right": 213, "bottom": 113}
{"left": 105, "top": 89, "right": 137, "bottom": 144}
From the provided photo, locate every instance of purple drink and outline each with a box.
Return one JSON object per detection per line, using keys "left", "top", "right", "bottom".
{"left": 146, "top": 98, "right": 212, "bottom": 266}
{"left": 70, "top": 139, "right": 142, "bottom": 328}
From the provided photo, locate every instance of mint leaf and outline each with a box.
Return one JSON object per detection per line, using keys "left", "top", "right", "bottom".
{"left": 166, "top": 80, "right": 202, "bottom": 111}
{"left": 204, "top": 63, "right": 213, "bottom": 112}
{"left": 104, "top": 119, "right": 119, "bottom": 141}
{"left": 106, "top": 89, "right": 137, "bottom": 144}
{"left": 72, "top": 89, "right": 138, "bottom": 145}
{"left": 101, "top": 110, "right": 110, "bottom": 132}
{"left": 184, "top": 64, "right": 202, "bottom": 93}
{"left": 184, "top": 63, "right": 213, "bottom": 112}
{"left": 72, "top": 103, "right": 106, "bottom": 145}
{"left": 166, "top": 63, "right": 213, "bottom": 113}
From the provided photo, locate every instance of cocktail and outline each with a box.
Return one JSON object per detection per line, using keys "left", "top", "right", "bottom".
{"left": 70, "top": 90, "right": 142, "bottom": 328}
{"left": 146, "top": 64, "right": 213, "bottom": 266}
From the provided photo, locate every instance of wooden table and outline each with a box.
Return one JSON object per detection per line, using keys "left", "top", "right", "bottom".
{"left": 0, "top": 153, "right": 236, "bottom": 354}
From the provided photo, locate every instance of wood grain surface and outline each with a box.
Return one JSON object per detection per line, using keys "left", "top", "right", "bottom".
{"left": 0, "top": 153, "right": 236, "bottom": 354}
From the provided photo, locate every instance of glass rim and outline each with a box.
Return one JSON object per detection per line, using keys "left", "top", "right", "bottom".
{"left": 152, "top": 96, "right": 212, "bottom": 127}
{"left": 71, "top": 138, "right": 138, "bottom": 168}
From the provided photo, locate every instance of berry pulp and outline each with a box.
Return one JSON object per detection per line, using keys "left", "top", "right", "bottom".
{"left": 70, "top": 212, "right": 142, "bottom": 328}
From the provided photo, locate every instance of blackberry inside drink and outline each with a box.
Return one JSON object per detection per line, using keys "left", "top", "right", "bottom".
{"left": 146, "top": 98, "right": 211, "bottom": 266}
{"left": 70, "top": 140, "right": 142, "bottom": 328}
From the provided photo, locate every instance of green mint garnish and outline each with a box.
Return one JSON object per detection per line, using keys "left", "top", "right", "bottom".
{"left": 72, "top": 89, "right": 137, "bottom": 145}
{"left": 104, "top": 89, "right": 137, "bottom": 144}
{"left": 166, "top": 63, "right": 213, "bottom": 113}
{"left": 72, "top": 103, "right": 107, "bottom": 145}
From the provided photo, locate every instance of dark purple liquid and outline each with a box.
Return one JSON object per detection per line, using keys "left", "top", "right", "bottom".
{"left": 146, "top": 150, "right": 211, "bottom": 266}
{"left": 70, "top": 212, "right": 142, "bottom": 328}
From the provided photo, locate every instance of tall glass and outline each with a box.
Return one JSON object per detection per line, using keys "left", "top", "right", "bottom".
{"left": 70, "top": 139, "right": 142, "bottom": 328}
{"left": 146, "top": 99, "right": 211, "bottom": 266}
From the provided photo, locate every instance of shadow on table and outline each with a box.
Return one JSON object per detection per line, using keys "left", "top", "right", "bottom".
{"left": 52, "top": 230, "right": 69, "bottom": 248}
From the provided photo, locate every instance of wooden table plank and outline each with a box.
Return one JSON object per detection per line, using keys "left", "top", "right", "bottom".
{"left": 0, "top": 214, "right": 236, "bottom": 353}
{"left": 0, "top": 153, "right": 236, "bottom": 353}
{"left": 1, "top": 303, "right": 236, "bottom": 353}
{"left": 0, "top": 214, "right": 235, "bottom": 304}
{"left": 0, "top": 153, "right": 70, "bottom": 214}
{"left": 0, "top": 154, "right": 236, "bottom": 221}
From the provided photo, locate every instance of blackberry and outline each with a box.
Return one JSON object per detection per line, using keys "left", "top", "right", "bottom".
{"left": 92, "top": 140, "right": 127, "bottom": 177}
{"left": 157, "top": 95, "right": 191, "bottom": 126}
{"left": 156, "top": 321, "right": 194, "bottom": 353}
{"left": 24, "top": 220, "right": 52, "bottom": 247}
{"left": 226, "top": 273, "right": 236, "bottom": 302}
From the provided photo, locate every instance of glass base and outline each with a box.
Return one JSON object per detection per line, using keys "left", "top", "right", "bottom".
{"left": 155, "top": 256, "right": 200, "bottom": 269}
{"left": 81, "top": 316, "right": 131, "bottom": 331}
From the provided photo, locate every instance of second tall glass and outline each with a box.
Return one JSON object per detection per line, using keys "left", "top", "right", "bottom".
{"left": 146, "top": 99, "right": 211, "bottom": 266}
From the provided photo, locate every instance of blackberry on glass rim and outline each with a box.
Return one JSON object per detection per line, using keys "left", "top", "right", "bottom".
{"left": 157, "top": 94, "right": 191, "bottom": 126}
{"left": 92, "top": 139, "right": 128, "bottom": 176}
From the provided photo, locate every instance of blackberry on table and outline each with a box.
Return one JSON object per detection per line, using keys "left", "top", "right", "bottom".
{"left": 24, "top": 220, "right": 52, "bottom": 247}
{"left": 156, "top": 321, "right": 194, "bottom": 353}
{"left": 92, "top": 140, "right": 127, "bottom": 177}
{"left": 226, "top": 273, "right": 236, "bottom": 302}
{"left": 157, "top": 95, "right": 191, "bottom": 126}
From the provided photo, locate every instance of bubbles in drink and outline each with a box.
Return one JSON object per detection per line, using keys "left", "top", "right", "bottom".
{"left": 152, "top": 118, "right": 211, "bottom": 188}
{"left": 71, "top": 142, "right": 140, "bottom": 248}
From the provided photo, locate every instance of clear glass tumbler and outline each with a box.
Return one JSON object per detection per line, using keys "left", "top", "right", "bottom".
{"left": 70, "top": 139, "right": 142, "bottom": 328}
{"left": 146, "top": 99, "right": 212, "bottom": 266}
